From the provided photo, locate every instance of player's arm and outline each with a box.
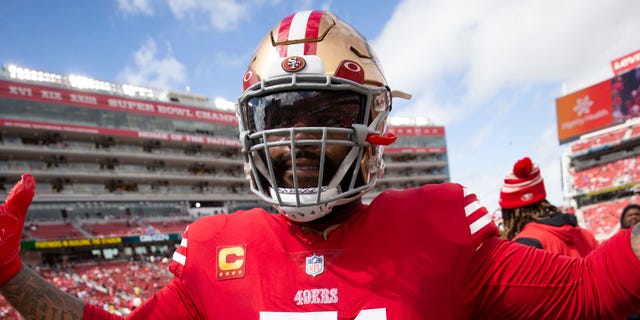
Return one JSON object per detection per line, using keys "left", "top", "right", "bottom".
{"left": 16, "top": 268, "right": 200, "bottom": 320}
{"left": 1, "top": 264, "right": 86, "bottom": 319}
{"left": 0, "top": 174, "right": 197, "bottom": 319}
{"left": 466, "top": 228, "right": 640, "bottom": 319}
{"left": 0, "top": 174, "right": 95, "bottom": 319}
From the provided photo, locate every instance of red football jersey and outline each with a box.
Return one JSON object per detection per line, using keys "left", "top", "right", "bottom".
{"left": 84, "top": 183, "right": 640, "bottom": 319}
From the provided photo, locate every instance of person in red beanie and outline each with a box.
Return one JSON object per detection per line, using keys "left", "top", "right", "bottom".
{"left": 499, "top": 156, "right": 599, "bottom": 257}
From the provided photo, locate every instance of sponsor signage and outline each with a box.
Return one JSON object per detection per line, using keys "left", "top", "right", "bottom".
{"left": 121, "top": 233, "right": 181, "bottom": 243}
{"left": 21, "top": 233, "right": 182, "bottom": 250}
{"left": 0, "top": 118, "right": 240, "bottom": 147}
{"left": 556, "top": 65, "right": 640, "bottom": 144}
{"left": 0, "top": 79, "right": 237, "bottom": 125}
{"left": 611, "top": 49, "right": 640, "bottom": 76}
{"left": 556, "top": 79, "right": 612, "bottom": 144}
{"left": 138, "top": 234, "right": 171, "bottom": 242}
{"left": 22, "top": 237, "right": 123, "bottom": 249}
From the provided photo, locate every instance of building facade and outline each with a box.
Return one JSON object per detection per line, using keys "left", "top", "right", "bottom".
{"left": 0, "top": 65, "right": 450, "bottom": 237}
{"left": 0, "top": 64, "right": 260, "bottom": 225}
{"left": 563, "top": 118, "right": 640, "bottom": 241}
{"left": 366, "top": 118, "right": 450, "bottom": 202}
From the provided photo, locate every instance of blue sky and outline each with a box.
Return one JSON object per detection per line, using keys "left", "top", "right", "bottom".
{"left": 1, "top": 0, "right": 639, "bottom": 212}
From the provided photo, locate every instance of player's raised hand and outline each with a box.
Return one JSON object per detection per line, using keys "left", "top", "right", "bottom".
{"left": 0, "top": 173, "right": 35, "bottom": 286}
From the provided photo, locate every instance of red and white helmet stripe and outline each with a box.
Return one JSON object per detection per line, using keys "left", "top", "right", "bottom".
{"left": 275, "top": 10, "right": 324, "bottom": 57}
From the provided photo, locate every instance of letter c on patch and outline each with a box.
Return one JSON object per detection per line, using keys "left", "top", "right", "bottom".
{"left": 218, "top": 246, "right": 245, "bottom": 270}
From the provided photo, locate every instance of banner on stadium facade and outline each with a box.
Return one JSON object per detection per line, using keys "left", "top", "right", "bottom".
{"left": 611, "top": 49, "right": 640, "bottom": 76}
{"left": 0, "top": 79, "right": 237, "bottom": 125}
{"left": 386, "top": 126, "right": 445, "bottom": 137}
{"left": 0, "top": 118, "right": 240, "bottom": 147}
{"left": 555, "top": 66, "right": 640, "bottom": 144}
{"left": 384, "top": 126, "right": 447, "bottom": 154}
{"left": 384, "top": 146, "right": 447, "bottom": 154}
{"left": 21, "top": 233, "right": 182, "bottom": 250}
{"left": 22, "top": 237, "right": 123, "bottom": 250}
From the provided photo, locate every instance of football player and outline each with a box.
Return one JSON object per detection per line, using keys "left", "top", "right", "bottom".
{"left": 2, "top": 10, "right": 640, "bottom": 320}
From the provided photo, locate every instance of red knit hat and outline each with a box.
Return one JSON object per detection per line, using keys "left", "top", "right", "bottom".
{"left": 499, "top": 157, "right": 547, "bottom": 209}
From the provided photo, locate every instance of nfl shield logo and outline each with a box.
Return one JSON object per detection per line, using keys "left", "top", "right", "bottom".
{"left": 305, "top": 254, "right": 324, "bottom": 277}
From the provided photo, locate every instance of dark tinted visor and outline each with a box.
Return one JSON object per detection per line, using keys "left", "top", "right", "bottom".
{"left": 244, "top": 91, "right": 365, "bottom": 131}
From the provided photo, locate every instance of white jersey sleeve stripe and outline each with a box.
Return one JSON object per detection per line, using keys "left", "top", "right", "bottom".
{"left": 464, "top": 200, "right": 482, "bottom": 218}
{"left": 462, "top": 186, "right": 494, "bottom": 235}
{"left": 172, "top": 251, "right": 186, "bottom": 266}
{"left": 469, "top": 212, "right": 493, "bottom": 235}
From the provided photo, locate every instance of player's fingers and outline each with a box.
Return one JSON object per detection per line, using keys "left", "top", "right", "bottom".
{"left": 5, "top": 173, "right": 35, "bottom": 220}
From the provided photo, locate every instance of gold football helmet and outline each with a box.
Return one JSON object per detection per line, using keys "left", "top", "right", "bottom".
{"left": 237, "top": 10, "right": 410, "bottom": 222}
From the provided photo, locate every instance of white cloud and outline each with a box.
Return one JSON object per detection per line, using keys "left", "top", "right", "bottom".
{"left": 374, "top": 0, "right": 640, "bottom": 125}
{"left": 372, "top": 0, "right": 640, "bottom": 211}
{"left": 117, "top": 0, "right": 154, "bottom": 16}
{"left": 166, "top": 0, "right": 249, "bottom": 31}
{"left": 392, "top": 93, "right": 461, "bottom": 125}
{"left": 533, "top": 126, "right": 568, "bottom": 203}
{"left": 117, "top": 38, "right": 187, "bottom": 90}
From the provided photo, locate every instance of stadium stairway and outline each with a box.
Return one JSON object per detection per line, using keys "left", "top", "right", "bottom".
{"left": 74, "top": 221, "right": 95, "bottom": 238}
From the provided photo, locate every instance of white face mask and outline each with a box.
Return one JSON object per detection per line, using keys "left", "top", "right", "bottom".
{"left": 237, "top": 77, "right": 396, "bottom": 223}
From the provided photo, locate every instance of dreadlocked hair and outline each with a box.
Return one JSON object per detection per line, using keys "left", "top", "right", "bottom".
{"left": 501, "top": 199, "right": 558, "bottom": 240}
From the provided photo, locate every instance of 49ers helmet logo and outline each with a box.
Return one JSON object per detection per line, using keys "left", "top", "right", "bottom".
{"left": 282, "top": 56, "right": 306, "bottom": 72}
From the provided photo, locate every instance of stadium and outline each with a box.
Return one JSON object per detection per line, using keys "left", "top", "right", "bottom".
{"left": 0, "top": 64, "right": 449, "bottom": 317}
{"left": 556, "top": 52, "right": 640, "bottom": 242}
{"left": 1, "top": 58, "right": 639, "bottom": 318}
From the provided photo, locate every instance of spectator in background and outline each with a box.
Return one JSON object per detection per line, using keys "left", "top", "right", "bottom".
{"left": 500, "top": 156, "right": 599, "bottom": 257}
{"left": 620, "top": 204, "right": 640, "bottom": 320}
{"left": 621, "top": 204, "right": 640, "bottom": 230}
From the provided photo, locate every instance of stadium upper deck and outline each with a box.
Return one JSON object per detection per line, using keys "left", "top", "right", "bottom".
{"left": 0, "top": 64, "right": 258, "bottom": 222}
{"left": 562, "top": 118, "right": 640, "bottom": 240}
{"left": 557, "top": 60, "right": 640, "bottom": 241}
{"left": 367, "top": 118, "right": 449, "bottom": 202}
{"left": 0, "top": 64, "right": 450, "bottom": 230}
